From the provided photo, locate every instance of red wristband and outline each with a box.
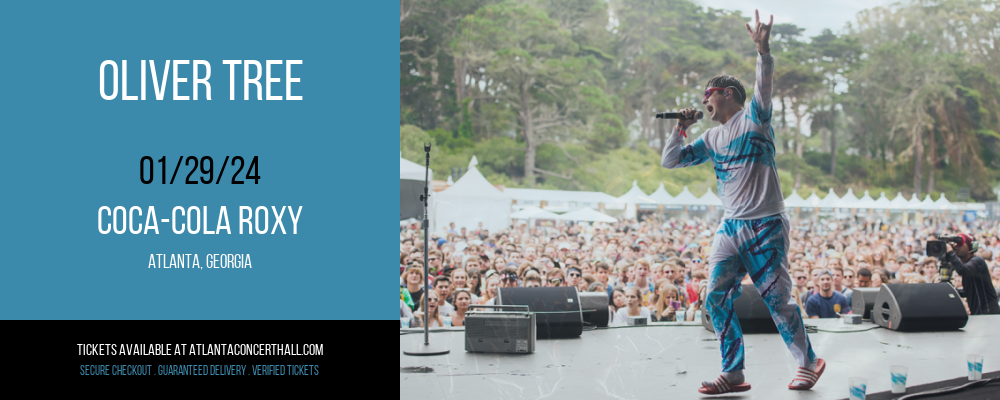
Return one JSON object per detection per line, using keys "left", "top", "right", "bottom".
{"left": 677, "top": 125, "right": 687, "bottom": 138}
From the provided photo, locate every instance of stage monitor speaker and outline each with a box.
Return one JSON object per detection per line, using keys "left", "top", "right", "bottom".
{"left": 702, "top": 284, "right": 778, "bottom": 334}
{"left": 851, "top": 288, "right": 880, "bottom": 320}
{"left": 578, "top": 291, "right": 610, "bottom": 328}
{"left": 499, "top": 287, "right": 583, "bottom": 339}
{"left": 873, "top": 283, "right": 968, "bottom": 332}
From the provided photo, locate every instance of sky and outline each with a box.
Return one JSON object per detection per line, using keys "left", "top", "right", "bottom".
{"left": 696, "top": 0, "right": 899, "bottom": 38}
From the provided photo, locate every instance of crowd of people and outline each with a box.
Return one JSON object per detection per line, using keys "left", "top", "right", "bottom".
{"left": 400, "top": 215, "right": 1000, "bottom": 328}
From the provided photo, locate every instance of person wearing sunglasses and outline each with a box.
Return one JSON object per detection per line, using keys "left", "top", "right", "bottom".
{"left": 565, "top": 267, "right": 583, "bottom": 288}
{"left": 545, "top": 268, "right": 565, "bottom": 287}
{"left": 499, "top": 268, "right": 520, "bottom": 289}
{"left": 660, "top": 10, "right": 824, "bottom": 395}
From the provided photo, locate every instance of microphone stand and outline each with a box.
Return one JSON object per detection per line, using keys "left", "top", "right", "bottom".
{"left": 404, "top": 143, "right": 450, "bottom": 356}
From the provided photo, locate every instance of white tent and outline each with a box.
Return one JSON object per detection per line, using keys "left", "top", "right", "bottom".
{"left": 649, "top": 183, "right": 675, "bottom": 204}
{"left": 835, "top": 188, "right": 859, "bottom": 209}
{"left": 854, "top": 190, "right": 877, "bottom": 210}
{"left": 919, "top": 194, "right": 937, "bottom": 211}
{"left": 401, "top": 153, "right": 433, "bottom": 221}
{"left": 668, "top": 186, "right": 703, "bottom": 205}
{"left": 510, "top": 206, "right": 560, "bottom": 220}
{"left": 907, "top": 193, "right": 923, "bottom": 210}
{"left": 504, "top": 188, "right": 617, "bottom": 213}
{"left": 804, "top": 190, "right": 821, "bottom": 208}
{"left": 700, "top": 187, "right": 723, "bottom": 206}
{"left": 889, "top": 192, "right": 910, "bottom": 210}
{"left": 557, "top": 207, "right": 618, "bottom": 223}
{"left": 616, "top": 181, "right": 657, "bottom": 218}
{"left": 432, "top": 156, "right": 512, "bottom": 234}
{"left": 784, "top": 190, "right": 807, "bottom": 208}
{"left": 818, "top": 189, "right": 840, "bottom": 209}
{"left": 400, "top": 153, "right": 431, "bottom": 181}
{"left": 873, "top": 192, "right": 892, "bottom": 209}
{"left": 935, "top": 194, "right": 956, "bottom": 211}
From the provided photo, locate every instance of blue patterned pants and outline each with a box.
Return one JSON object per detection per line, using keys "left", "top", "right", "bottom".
{"left": 706, "top": 213, "right": 816, "bottom": 371}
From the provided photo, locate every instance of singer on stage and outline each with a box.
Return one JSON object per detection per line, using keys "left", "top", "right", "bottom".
{"left": 660, "top": 10, "right": 825, "bottom": 395}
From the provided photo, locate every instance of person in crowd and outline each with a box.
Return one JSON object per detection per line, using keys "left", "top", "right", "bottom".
{"left": 524, "top": 272, "right": 543, "bottom": 288}
{"left": 507, "top": 250, "right": 522, "bottom": 265}
{"left": 479, "top": 274, "right": 501, "bottom": 305}
{"left": 500, "top": 268, "right": 519, "bottom": 289}
{"left": 628, "top": 259, "right": 655, "bottom": 306}
{"left": 566, "top": 266, "right": 583, "bottom": 289}
{"left": 687, "top": 270, "right": 707, "bottom": 304}
{"left": 403, "top": 265, "right": 427, "bottom": 306}
{"left": 523, "top": 245, "right": 538, "bottom": 263}
{"left": 616, "top": 287, "right": 651, "bottom": 321}
{"left": 450, "top": 290, "right": 472, "bottom": 327}
{"left": 588, "top": 281, "right": 606, "bottom": 293}
{"left": 653, "top": 285, "right": 681, "bottom": 322}
{"left": 413, "top": 290, "right": 446, "bottom": 328}
{"left": 545, "top": 268, "right": 565, "bottom": 287}
{"left": 830, "top": 266, "right": 853, "bottom": 304}
{"left": 579, "top": 273, "right": 596, "bottom": 292}
{"left": 465, "top": 270, "right": 482, "bottom": 298}
{"left": 806, "top": 271, "right": 851, "bottom": 318}
{"left": 492, "top": 256, "right": 507, "bottom": 272}
{"left": 670, "top": 264, "right": 688, "bottom": 305}
{"left": 465, "top": 258, "right": 482, "bottom": 274}
{"left": 856, "top": 268, "right": 872, "bottom": 288}
{"left": 595, "top": 262, "right": 611, "bottom": 286}
{"left": 842, "top": 267, "right": 856, "bottom": 291}
{"left": 803, "top": 268, "right": 822, "bottom": 304}
{"left": 792, "top": 268, "right": 809, "bottom": 294}
{"left": 401, "top": 299, "right": 414, "bottom": 328}
{"left": 428, "top": 250, "right": 444, "bottom": 275}
{"left": 610, "top": 288, "right": 627, "bottom": 314}
{"left": 944, "top": 233, "right": 1000, "bottom": 314}
{"left": 449, "top": 268, "right": 468, "bottom": 294}
{"left": 433, "top": 276, "right": 455, "bottom": 316}
{"left": 871, "top": 269, "right": 890, "bottom": 288}
{"left": 921, "top": 257, "right": 939, "bottom": 283}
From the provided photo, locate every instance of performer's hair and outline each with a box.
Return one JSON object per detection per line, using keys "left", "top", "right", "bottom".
{"left": 706, "top": 75, "right": 746, "bottom": 105}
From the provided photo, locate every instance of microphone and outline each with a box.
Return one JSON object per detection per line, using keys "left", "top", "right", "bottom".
{"left": 656, "top": 111, "right": 703, "bottom": 119}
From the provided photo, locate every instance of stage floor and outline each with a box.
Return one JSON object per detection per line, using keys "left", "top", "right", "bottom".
{"left": 400, "top": 315, "right": 999, "bottom": 399}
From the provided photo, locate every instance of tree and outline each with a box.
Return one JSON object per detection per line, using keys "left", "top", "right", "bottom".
{"left": 848, "top": 0, "right": 1000, "bottom": 199}
{"left": 454, "top": 1, "right": 623, "bottom": 186}
{"left": 772, "top": 39, "right": 823, "bottom": 188}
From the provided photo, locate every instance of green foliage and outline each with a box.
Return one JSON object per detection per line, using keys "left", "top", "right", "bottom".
{"left": 400, "top": 125, "right": 439, "bottom": 164}
{"left": 402, "top": 0, "right": 1000, "bottom": 202}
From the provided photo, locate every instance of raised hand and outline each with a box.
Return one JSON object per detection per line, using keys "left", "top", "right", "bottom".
{"left": 745, "top": 9, "right": 773, "bottom": 54}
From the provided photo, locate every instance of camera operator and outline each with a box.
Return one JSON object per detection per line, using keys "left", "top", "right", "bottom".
{"left": 945, "top": 233, "right": 1000, "bottom": 315}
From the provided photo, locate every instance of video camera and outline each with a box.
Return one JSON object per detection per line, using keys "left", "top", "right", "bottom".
{"left": 925, "top": 234, "right": 965, "bottom": 296}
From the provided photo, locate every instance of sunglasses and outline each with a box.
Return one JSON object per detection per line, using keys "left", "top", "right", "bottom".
{"left": 569, "top": 273, "right": 581, "bottom": 278}
{"left": 549, "top": 279, "right": 562, "bottom": 284}
{"left": 428, "top": 257, "right": 438, "bottom": 261}
{"left": 796, "top": 276, "right": 808, "bottom": 280}
{"left": 704, "top": 87, "right": 726, "bottom": 99}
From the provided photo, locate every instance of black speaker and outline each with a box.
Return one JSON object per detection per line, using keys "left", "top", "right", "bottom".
{"left": 851, "top": 288, "right": 880, "bottom": 320}
{"left": 873, "top": 283, "right": 968, "bottom": 332}
{"left": 702, "top": 284, "right": 778, "bottom": 334}
{"left": 499, "top": 287, "right": 583, "bottom": 339}
{"left": 578, "top": 291, "right": 610, "bottom": 328}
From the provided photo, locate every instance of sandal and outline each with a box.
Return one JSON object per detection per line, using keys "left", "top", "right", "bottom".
{"left": 698, "top": 375, "right": 751, "bottom": 394}
{"left": 788, "top": 358, "right": 825, "bottom": 390}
